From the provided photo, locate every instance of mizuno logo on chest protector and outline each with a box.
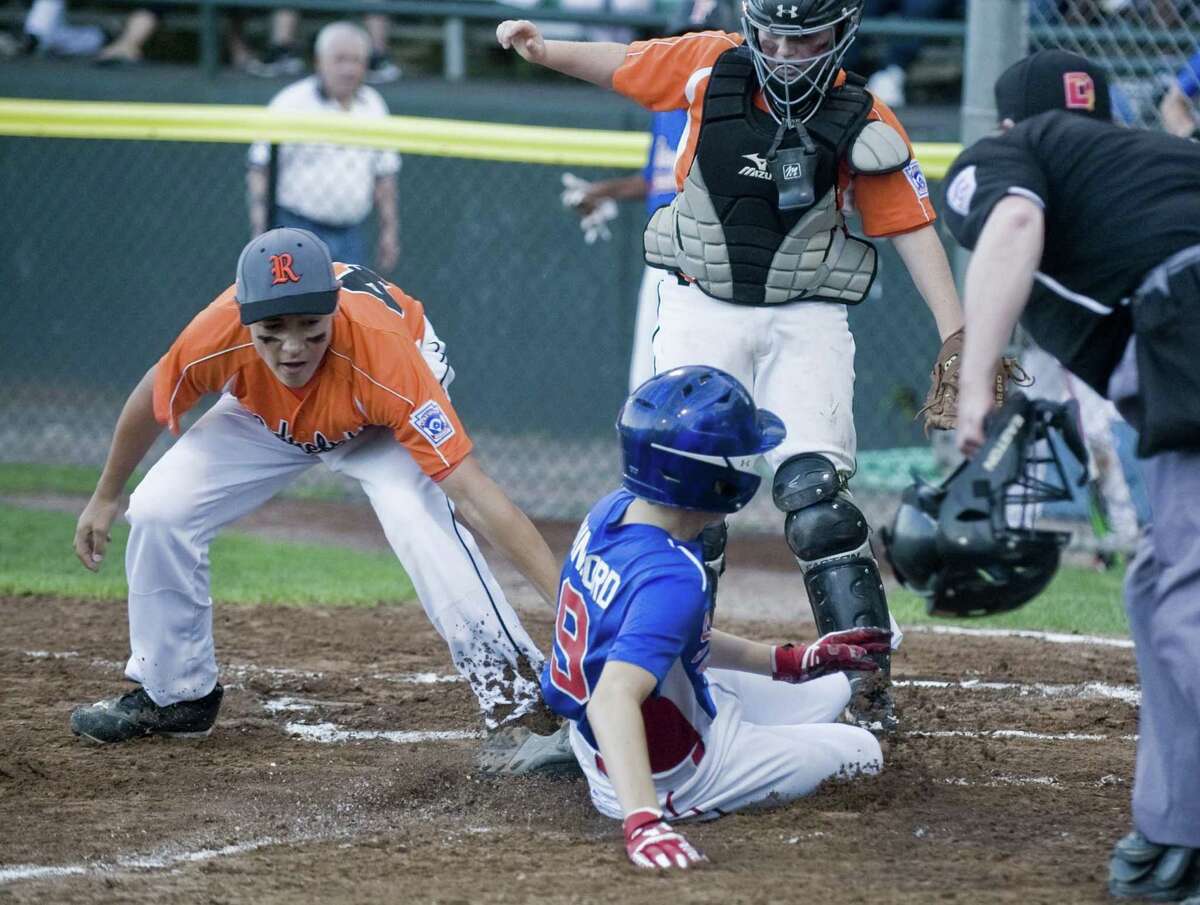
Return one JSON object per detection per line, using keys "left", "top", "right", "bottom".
{"left": 739, "top": 153, "right": 773, "bottom": 179}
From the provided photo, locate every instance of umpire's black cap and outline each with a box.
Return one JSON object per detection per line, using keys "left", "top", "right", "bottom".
{"left": 235, "top": 228, "right": 341, "bottom": 325}
{"left": 994, "top": 49, "right": 1112, "bottom": 124}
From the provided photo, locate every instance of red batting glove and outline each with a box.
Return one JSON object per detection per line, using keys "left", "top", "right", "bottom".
{"left": 772, "top": 627, "right": 893, "bottom": 684}
{"left": 623, "top": 809, "right": 705, "bottom": 870}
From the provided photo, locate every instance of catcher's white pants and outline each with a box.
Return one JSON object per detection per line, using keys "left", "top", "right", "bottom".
{"left": 652, "top": 280, "right": 857, "bottom": 474}
{"left": 628, "top": 265, "right": 670, "bottom": 393}
{"left": 122, "top": 392, "right": 543, "bottom": 727}
{"left": 574, "top": 670, "right": 882, "bottom": 820}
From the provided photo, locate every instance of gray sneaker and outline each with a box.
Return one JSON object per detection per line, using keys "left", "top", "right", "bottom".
{"left": 70, "top": 685, "right": 223, "bottom": 744}
{"left": 477, "top": 721, "right": 577, "bottom": 775}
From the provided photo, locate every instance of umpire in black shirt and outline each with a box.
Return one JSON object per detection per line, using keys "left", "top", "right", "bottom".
{"left": 942, "top": 50, "right": 1200, "bottom": 901}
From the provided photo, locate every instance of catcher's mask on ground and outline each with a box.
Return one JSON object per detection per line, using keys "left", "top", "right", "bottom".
{"left": 881, "top": 392, "right": 1089, "bottom": 618}
{"left": 740, "top": 0, "right": 864, "bottom": 124}
{"left": 617, "top": 366, "right": 786, "bottom": 514}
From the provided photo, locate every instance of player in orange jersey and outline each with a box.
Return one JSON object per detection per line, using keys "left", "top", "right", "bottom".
{"left": 498, "top": 0, "right": 964, "bottom": 732}
{"left": 69, "top": 227, "right": 572, "bottom": 774}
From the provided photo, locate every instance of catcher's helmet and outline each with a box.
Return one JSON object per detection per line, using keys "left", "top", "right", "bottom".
{"left": 618, "top": 366, "right": 785, "bottom": 513}
{"left": 881, "top": 392, "right": 1089, "bottom": 618}
{"left": 667, "top": 0, "right": 738, "bottom": 35}
{"left": 740, "top": 0, "right": 865, "bottom": 124}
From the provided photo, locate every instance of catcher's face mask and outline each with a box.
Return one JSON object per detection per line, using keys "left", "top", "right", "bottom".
{"left": 741, "top": 0, "right": 863, "bottom": 125}
{"left": 881, "top": 392, "right": 1089, "bottom": 617}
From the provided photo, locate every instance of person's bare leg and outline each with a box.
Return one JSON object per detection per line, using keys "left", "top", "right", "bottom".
{"left": 364, "top": 13, "right": 389, "bottom": 55}
{"left": 270, "top": 9, "right": 299, "bottom": 47}
{"left": 96, "top": 8, "right": 157, "bottom": 62}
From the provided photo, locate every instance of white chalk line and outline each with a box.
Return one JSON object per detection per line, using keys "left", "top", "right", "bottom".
{"left": 284, "top": 722, "right": 484, "bottom": 744}
{"left": 939, "top": 774, "right": 1126, "bottom": 789}
{"left": 17, "top": 649, "right": 467, "bottom": 687}
{"left": 893, "top": 678, "right": 1140, "bottom": 706}
{"left": 907, "top": 729, "right": 1138, "bottom": 742}
{"left": 906, "top": 625, "right": 1133, "bottom": 649}
{"left": 0, "top": 836, "right": 291, "bottom": 886}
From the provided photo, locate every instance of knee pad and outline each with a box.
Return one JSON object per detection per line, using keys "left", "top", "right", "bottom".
{"left": 773, "top": 453, "right": 843, "bottom": 513}
{"left": 783, "top": 497, "right": 870, "bottom": 568}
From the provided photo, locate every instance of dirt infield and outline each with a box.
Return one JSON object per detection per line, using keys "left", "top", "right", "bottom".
{"left": 1, "top": 587, "right": 1139, "bottom": 905}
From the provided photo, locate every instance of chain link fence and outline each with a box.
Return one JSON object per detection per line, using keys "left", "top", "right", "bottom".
{"left": 0, "top": 107, "right": 950, "bottom": 528}
{"left": 1029, "top": 0, "right": 1200, "bottom": 130}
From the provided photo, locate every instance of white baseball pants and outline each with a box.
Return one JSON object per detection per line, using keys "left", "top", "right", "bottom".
{"left": 122, "top": 392, "right": 544, "bottom": 727}
{"left": 651, "top": 279, "right": 858, "bottom": 475}
{"left": 628, "top": 265, "right": 671, "bottom": 393}
{"left": 574, "top": 670, "right": 882, "bottom": 820}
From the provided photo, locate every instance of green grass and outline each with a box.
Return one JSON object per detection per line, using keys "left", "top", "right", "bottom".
{"left": 0, "top": 504, "right": 414, "bottom": 606}
{"left": 0, "top": 463, "right": 128, "bottom": 496}
{"left": 0, "top": 462, "right": 355, "bottom": 502}
{"left": 889, "top": 563, "right": 1129, "bottom": 637}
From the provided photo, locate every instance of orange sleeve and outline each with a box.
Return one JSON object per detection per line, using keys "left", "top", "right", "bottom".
{"left": 152, "top": 290, "right": 250, "bottom": 433}
{"left": 848, "top": 100, "right": 937, "bottom": 238}
{"left": 612, "top": 31, "right": 742, "bottom": 111}
{"left": 355, "top": 336, "right": 473, "bottom": 479}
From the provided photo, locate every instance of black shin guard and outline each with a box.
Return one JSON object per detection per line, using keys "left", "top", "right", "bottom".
{"left": 804, "top": 557, "right": 891, "bottom": 673}
{"left": 775, "top": 454, "right": 893, "bottom": 674}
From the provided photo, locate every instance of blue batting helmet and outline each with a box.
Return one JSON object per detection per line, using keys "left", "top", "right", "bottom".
{"left": 618, "top": 366, "right": 786, "bottom": 513}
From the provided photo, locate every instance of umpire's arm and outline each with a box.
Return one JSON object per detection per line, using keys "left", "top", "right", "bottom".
{"left": 955, "top": 195, "right": 1045, "bottom": 455}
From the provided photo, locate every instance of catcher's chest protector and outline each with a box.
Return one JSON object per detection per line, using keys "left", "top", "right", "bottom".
{"left": 644, "top": 47, "right": 906, "bottom": 306}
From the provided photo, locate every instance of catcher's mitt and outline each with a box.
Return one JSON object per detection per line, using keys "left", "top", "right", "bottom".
{"left": 918, "top": 329, "right": 1030, "bottom": 432}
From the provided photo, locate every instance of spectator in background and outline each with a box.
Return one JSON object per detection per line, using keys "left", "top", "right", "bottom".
{"left": 246, "top": 9, "right": 400, "bottom": 83}
{"left": 94, "top": 6, "right": 159, "bottom": 64}
{"left": 247, "top": 21, "right": 400, "bottom": 273}
{"left": 845, "top": 0, "right": 958, "bottom": 107}
{"left": 22, "top": 0, "right": 105, "bottom": 56}
{"left": 1159, "top": 50, "right": 1200, "bottom": 139}
{"left": 90, "top": 5, "right": 257, "bottom": 67}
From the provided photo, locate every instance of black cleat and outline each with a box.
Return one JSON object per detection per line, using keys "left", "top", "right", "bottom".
{"left": 1109, "top": 831, "right": 1200, "bottom": 901}
{"left": 70, "top": 684, "right": 223, "bottom": 744}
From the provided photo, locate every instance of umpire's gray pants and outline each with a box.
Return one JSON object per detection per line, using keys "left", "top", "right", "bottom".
{"left": 1110, "top": 340, "right": 1200, "bottom": 847}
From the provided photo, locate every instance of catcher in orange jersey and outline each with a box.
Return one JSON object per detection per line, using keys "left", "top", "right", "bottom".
{"left": 498, "top": 0, "right": 970, "bottom": 730}
{"left": 69, "top": 227, "right": 572, "bottom": 774}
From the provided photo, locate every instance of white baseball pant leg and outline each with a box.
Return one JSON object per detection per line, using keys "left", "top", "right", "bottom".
{"left": 124, "top": 393, "right": 316, "bottom": 706}
{"left": 577, "top": 669, "right": 880, "bottom": 820}
{"left": 125, "top": 396, "right": 543, "bottom": 726}
{"left": 321, "top": 429, "right": 545, "bottom": 727}
{"left": 652, "top": 281, "right": 857, "bottom": 474}
{"left": 675, "top": 670, "right": 881, "bottom": 818}
{"left": 629, "top": 265, "right": 670, "bottom": 393}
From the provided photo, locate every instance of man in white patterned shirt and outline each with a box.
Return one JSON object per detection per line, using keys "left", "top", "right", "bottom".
{"left": 247, "top": 21, "right": 400, "bottom": 273}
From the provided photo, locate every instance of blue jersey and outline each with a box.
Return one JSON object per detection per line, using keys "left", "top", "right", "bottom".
{"left": 643, "top": 110, "right": 687, "bottom": 217}
{"left": 1179, "top": 51, "right": 1200, "bottom": 99}
{"left": 540, "top": 489, "right": 717, "bottom": 775}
